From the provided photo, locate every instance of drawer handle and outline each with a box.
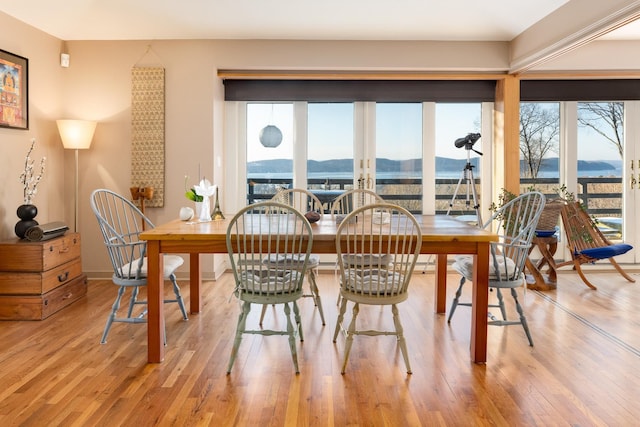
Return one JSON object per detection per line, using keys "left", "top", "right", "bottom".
{"left": 59, "top": 247, "right": 70, "bottom": 254}
{"left": 58, "top": 272, "right": 69, "bottom": 282}
{"left": 62, "top": 292, "right": 73, "bottom": 300}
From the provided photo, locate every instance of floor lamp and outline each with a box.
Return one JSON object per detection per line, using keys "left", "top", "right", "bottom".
{"left": 56, "top": 120, "right": 97, "bottom": 233}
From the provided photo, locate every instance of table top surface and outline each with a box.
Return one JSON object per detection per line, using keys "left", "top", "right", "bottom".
{"left": 141, "top": 214, "right": 498, "bottom": 244}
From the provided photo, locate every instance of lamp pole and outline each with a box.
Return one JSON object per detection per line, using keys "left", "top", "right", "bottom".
{"left": 56, "top": 119, "right": 97, "bottom": 234}
{"left": 74, "top": 148, "right": 79, "bottom": 233}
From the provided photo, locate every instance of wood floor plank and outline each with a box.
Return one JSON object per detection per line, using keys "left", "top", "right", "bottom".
{"left": 0, "top": 270, "right": 639, "bottom": 425}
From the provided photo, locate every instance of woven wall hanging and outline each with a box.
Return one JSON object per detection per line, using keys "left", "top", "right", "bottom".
{"left": 131, "top": 66, "right": 165, "bottom": 207}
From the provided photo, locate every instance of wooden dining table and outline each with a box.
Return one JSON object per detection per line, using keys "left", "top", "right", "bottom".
{"left": 140, "top": 214, "right": 498, "bottom": 364}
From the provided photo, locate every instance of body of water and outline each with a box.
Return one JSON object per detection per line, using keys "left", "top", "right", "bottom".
{"left": 250, "top": 168, "right": 623, "bottom": 180}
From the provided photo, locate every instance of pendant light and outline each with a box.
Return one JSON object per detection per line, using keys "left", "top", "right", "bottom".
{"left": 259, "top": 104, "right": 282, "bottom": 148}
{"left": 259, "top": 125, "right": 283, "bottom": 148}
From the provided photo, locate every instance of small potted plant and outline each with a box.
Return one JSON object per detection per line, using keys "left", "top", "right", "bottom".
{"left": 184, "top": 175, "right": 204, "bottom": 203}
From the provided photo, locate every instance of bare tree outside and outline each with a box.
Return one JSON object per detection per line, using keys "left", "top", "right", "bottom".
{"left": 577, "top": 102, "right": 624, "bottom": 223}
{"left": 519, "top": 103, "right": 560, "bottom": 178}
{"left": 577, "top": 102, "right": 624, "bottom": 159}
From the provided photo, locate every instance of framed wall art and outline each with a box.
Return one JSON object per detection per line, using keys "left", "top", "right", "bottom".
{"left": 0, "top": 49, "right": 28, "bottom": 130}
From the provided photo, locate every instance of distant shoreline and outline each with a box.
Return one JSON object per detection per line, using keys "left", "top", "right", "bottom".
{"left": 248, "top": 157, "right": 621, "bottom": 179}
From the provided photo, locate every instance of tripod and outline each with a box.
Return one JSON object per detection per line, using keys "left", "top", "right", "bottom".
{"left": 422, "top": 135, "right": 483, "bottom": 274}
{"left": 446, "top": 143, "right": 482, "bottom": 226}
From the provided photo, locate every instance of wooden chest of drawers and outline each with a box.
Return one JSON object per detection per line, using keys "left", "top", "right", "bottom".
{"left": 0, "top": 233, "right": 87, "bottom": 320}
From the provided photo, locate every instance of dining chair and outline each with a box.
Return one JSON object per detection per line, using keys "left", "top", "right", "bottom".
{"left": 261, "top": 188, "right": 325, "bottom": 325}
{"left": 90, "top": 189, "right": 188, "bottom": 344}
{"left": 273, "top": 187, "right": 325, "bottom": 216}
{"left": 226, "top": 201, "right": 313, "bottom": 374}
{"left": 329, "top": 188, "right": 384, "bottom": 218}
{"left": 330, "top": 188, "right": 385, "bottom": 305}
{"left": 447, "top": 191, "right": 545, "bottom": 346}
{"left": 333, "top": 202, "right": 422, "bottom": 374}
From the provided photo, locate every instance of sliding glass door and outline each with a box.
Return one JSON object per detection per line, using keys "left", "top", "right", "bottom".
{"left": 577, "top": 102, "right": 625, "bottom": 250}
{"left": 375, "top": 103, "right": 423, "bottom": 213}
{"left": 519, "top": 101, "right": 637, "bottom": 263}
{"left": 228, "top": 100, "right": 491, "bottom": 218}
{"left": 307, "top": 103, "right": 355, "bottom": 211}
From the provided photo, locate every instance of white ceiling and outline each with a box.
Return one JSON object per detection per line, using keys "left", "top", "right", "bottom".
{"left": 0, "top": 0, "right": 611, "bottom": 42}
{"left": 1, "top": 0, "right": 638, "bottom": 46}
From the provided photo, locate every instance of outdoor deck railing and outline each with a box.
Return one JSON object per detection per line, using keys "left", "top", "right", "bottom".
{"left": 247, "top": 176, "right": 623, "bottom": 216}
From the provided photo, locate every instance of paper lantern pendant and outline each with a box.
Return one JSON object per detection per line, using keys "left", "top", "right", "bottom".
{"left": 259, "top": 125, "right": 283, "bottom": 148}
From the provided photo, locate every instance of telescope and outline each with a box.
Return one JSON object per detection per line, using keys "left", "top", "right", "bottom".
{"left": 454, "top": 133, "right": 481, "bottom": 149}
{"left": 447, "top": 132, "right": 483, "bottom": 224}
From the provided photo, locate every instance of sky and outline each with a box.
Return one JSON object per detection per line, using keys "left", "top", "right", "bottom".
{"left": 246, "top": 102, "right": 620, "bottom": 163}
{"left": 247, "top": 103, "right": 481, "bottom": 162}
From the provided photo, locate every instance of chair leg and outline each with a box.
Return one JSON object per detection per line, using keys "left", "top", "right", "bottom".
{"left": 573, "top": 261, "right": 598, "bottom": 290}
{"left": 307, "top": 269, "right": 325, "bottom": 325}
{"left": 169, "top": 274, "right": 188, "bottom": 320}
{"left": 495, "top": 288, "right": 508, "bottom": 320}
{"left": 341, "top": 302, "right": 359, "bottom": 374}
{"left": 259, "top": 304, "right": 278, "bottom": 326}
{"left": 259, "top": 304, "right": 268, "bottom": 326}
{"left": 163, "top": 318, "right": 167, "bottom": 347}
{"left": 227, "top": 301, "right": 250, "bottom": 374}
{"left": 335, "top": 261, "right": 341, "bottom": 306}
{"left": 511, "top": 288, "right": 534, "bottom": 346}
{"left": 392, "top": 304, "right": 411, "bottom": 374}
{"left": 447, "top": 277, "right": 466, "bottom": 323}
{"left": 284, "top": 302, "right": 300, "bottom": 374}
{"left": 101, "top": 286, "right": 126, "bottom": 344}
{"left": 609, "top": 257, "right": 636, "bottom": 283}
{"left": 293, "top": 301, "right": 304, "bottom": 342}
{"left": 333, "top": 297, "right": 348, "bottom": 342}
{"left": 127, "top": 286, "right": 139, "bottom": 318}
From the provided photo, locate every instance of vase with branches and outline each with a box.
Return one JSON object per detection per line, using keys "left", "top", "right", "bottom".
{"left": 19, "top": 138, "right": 46, "bottom": 205}
{"left": 15, "top": 138, "right": 46, "bottom": 238}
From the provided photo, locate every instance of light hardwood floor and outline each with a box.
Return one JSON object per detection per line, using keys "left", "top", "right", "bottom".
{"left": 1, "top": 269, "right": 639, "bottom": 426}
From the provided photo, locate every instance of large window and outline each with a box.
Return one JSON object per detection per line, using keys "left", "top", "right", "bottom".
{"left": 226, "top": 79, "right": 495, "bottom": 215}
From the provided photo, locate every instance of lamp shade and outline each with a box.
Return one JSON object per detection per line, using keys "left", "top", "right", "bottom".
{"left": 56, "top": 119, "right": 97, "bottom": 149}
{"left": 259, "top": 125, "right": 283, "bottom": 148}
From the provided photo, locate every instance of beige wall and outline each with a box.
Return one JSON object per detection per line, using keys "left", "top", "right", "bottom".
{"left": 0, "top": 10, "right": 638, "bottom": 278}
{"left": 0, "top": 12, "right": 65, "bottom": 240}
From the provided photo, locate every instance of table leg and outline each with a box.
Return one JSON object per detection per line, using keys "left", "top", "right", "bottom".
{"left": 526, "top": 237, "right": 558, "bottom": 291}
{"left": 189, "top": 253, "right": 201, "bottom": 313}
{"left": 470, "top": 243, "right": 489, "bottom": 364}
{"left": 543, "top": 241, "right": 558, "bottom": 283}
{"left": 525, "top": 257, "right": 549, "bottom": 290}
{"left": 146, "top": 241, "right": 165, "bottom": 363}
{"left": 434, "top": 254, "right": 448, "bottom": 313}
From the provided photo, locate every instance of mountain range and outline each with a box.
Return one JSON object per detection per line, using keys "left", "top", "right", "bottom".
{"left": 248, "top": 157, "right": 618, "bottom": 174}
